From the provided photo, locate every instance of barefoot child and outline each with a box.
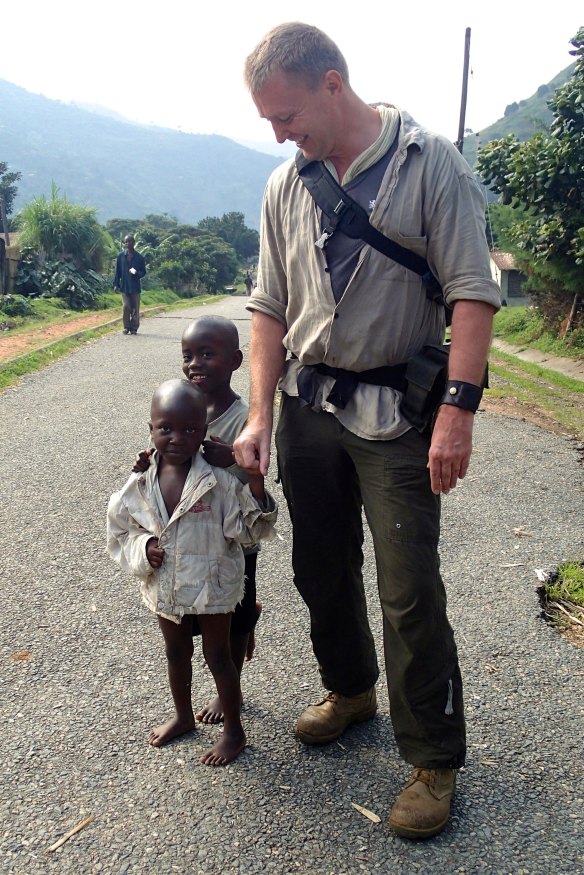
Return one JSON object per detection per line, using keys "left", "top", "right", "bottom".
{"left": 135, "top": 315, "right": 264, "bottom": 725}
{"left": 107, "top": 379, "right": 277, "bottom": 765}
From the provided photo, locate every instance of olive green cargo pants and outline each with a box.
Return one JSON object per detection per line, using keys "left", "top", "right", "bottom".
{"left": 275, "top": 394, "right": 466, "bottom": 769}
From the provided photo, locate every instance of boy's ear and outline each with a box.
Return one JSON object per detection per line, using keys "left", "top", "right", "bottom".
{"left": 148, "top": 422, "right": 153, "bottom": 433}
{"left": 232, "top": 349, "right": 243, "bottom": 371}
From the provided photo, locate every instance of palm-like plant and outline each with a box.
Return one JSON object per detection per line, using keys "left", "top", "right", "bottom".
{"left": 17, "top": 183, "right": 114, "bottom": 271}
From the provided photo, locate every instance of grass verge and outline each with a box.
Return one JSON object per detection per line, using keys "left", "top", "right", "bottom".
{"left": 486, "top": 346, "right": 584, "bottom": 439}
{"left": 538, "top": 561, "right": 584, "bottom": 647}
{"left": 493, "top": 306, "right": 584, "bottom": 358}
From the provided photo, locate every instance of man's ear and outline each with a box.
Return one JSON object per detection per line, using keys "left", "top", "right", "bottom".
{"left": 232, "top": 350, "right": 244, "bottom": 371}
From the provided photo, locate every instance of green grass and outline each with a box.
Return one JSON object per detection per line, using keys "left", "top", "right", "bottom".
{"left": 545, "top": 562, "right": 584, "bottom": 609}
{"left": 493, "top": 307, "right": 584, "bottom": 358}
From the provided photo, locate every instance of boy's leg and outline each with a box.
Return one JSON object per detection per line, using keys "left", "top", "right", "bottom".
{"left": 196, "top": 554, "right": 260, "bottom": 724}
{"left": 148, "top": 615, "right": 196, "bottom": 747}
{"left": 197, "top": 613, "right": 246, "bottom": 766}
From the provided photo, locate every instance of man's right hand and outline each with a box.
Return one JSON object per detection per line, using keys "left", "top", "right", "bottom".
{"left": 233, "top": 421, "right": 272, "bottom": 477}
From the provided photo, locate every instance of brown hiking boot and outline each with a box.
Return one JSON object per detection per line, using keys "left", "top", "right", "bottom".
{"left": 389, "top": 768, "right": 456, "bottom": 839}
{"left": 295, "top": 687, "right": 377, "bottom": 744}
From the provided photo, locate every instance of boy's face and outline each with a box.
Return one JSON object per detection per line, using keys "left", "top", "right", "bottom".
{"left": 149, "top": 394, "right": 207, "bottom": 466}
{"left": 181, "top": 324, "right": 242, "bottom": 395}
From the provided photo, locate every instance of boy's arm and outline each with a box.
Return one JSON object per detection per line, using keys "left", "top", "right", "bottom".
{"left": 220, "top": 474, "right": 277, "bottom": 546}
{"left": 106, "top": 491, "right": 157, "bottom": 577}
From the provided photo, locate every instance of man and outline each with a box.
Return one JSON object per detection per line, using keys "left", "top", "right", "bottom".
{"left": 113, "top": 235, "right": 146, "bottom": 335}
{"left": 244, "top": 272, "right": 254, "bottom": 296}
{"left": 234, "top": 23, "right": 500, "bottom": 839}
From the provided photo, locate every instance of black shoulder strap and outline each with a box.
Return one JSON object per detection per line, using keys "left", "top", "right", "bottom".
{"left": 295, "top": 151, "right": 447, "bottom": 312}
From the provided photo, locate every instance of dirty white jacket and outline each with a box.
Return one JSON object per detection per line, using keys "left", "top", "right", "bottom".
{"left": 107, "top": 451, "right": 277, "bottom": 622}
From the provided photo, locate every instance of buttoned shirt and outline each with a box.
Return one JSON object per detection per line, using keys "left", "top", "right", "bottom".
{"left": 247, "top": 110, "right": 501, "bottom": 440}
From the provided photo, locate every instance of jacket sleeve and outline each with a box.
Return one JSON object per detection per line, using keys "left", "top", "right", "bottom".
{"left": 113, "top": 254, "right": 121, "bottom": 289}
{"left": 135, "top": 252, "right": 146, "bottom": 280}
{"left": 220, "top": 477, "right": 278, "bottom": 546}
{"left": 106, "top": 491, "right": 155, "bottom": 579}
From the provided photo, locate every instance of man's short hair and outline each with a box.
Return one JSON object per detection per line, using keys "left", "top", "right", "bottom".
{"left": 244, "top": 22, "right": 349, "bottom": 94}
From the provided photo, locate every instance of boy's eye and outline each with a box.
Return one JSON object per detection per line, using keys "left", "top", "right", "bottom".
{"left": 159, "top": 426, "right": 171, "bottom": 434}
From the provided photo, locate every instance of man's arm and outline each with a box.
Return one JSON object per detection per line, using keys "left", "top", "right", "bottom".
{"left": 427, "top": 300, "right": 495, "bottom": 495}
{"left": 233, "top": 311, "right": 286, "bottom": 476}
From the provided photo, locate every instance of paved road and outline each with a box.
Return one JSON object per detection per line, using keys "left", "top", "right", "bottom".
{"left": 1, "top": 297, "right": 582, "bottom": 875}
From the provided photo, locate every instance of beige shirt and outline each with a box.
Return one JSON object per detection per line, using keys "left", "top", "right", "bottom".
{"left": 247, "top": 109, "right": 501, "bottom": 440}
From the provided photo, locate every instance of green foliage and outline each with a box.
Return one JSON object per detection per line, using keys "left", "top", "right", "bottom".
{"left": 197, "top": 212, "right": 259, "bottom": 259}
{"left": 17, "top": 184, "right": 115, "bottom": 271}
{"left": 477, "top": 29, "right": 584, "bottom": 329}
{"left": 0, "top": 294, "right": 33, "bottom": 317}
{"left": 493, "top": 305, "right": 584, "bottom": 356}
{"left": 0, "top": 161, "right": 22, "bottom": 220}
{"left": 15, "top": 247, "right": 111, "bottom": 310}
{"left": 105, "top": 212, "right": 245, "bottom": 293}
{"left": 544, "top": 562, "right": 584, "bottom": 608}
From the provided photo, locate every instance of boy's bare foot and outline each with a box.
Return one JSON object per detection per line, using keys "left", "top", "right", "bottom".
{"left": 147, "top": 714, "right": 196, "bottom": 747}
{"left": 195, "top": 694, "right": 225, "bottom": 725}
{"left": 245, "top": 601, "right": 263, "bottom": 662}
{"left": 199, "top": 728, "right": 246, "bottom": 766}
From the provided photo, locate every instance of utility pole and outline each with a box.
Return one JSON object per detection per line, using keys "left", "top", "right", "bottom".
{"left": 455, "top": 27, "right": 471, "bottom": 154}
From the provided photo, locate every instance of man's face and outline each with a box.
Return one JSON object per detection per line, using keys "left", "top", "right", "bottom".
{"left": 124, "top": 236, "right": 135, "bottom": 252}
{"left": 181, "top": 324, "right": 242, "bottom": 396}
{"left": 149, "top": 394, "right": 207, "bottom": 466}
{"left": 252, "top": 70, "right": 337, "bottom": 161}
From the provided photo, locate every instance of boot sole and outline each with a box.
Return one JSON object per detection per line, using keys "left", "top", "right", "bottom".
{"left": 295, "top": 708, "right": 377, "bottom": 745}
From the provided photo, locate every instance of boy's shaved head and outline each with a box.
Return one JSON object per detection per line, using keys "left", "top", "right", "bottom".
{"left": 150, "top": 378, "right": 207, "bottom": 419}
{"left": 182, "top": 316, "right": 240, "bottom": 353}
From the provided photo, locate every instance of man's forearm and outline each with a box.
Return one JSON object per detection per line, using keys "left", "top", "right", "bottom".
{"left": 248, "top": 311, "right": 287, "bottom": 424}
{"left": 447, "top": 300, "right": 496, "bottom": 384}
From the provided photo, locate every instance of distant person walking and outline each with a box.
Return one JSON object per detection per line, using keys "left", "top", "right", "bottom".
{"left": 113, "top": 235, "right": 146, "bottom": 335}
{"left": 244, "top": 272, "right": 253, "bottom": 296}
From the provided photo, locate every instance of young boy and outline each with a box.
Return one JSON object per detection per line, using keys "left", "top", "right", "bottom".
{"left": 107, "top": 379, "right": 277, "bottom": 766}
{"left": 136, "top": 315, "right": 264, "bottom": 725}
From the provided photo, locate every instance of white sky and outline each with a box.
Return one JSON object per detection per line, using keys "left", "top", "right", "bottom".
{"left": 1, "top": 1, "right": 581, "bottom": 151}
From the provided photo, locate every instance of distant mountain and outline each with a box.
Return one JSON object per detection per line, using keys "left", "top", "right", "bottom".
{"left": 461, "top": 63, "right": 575, "bottom": 169}
{"left": 0, "top": 79, "right": 283, "bottom": 229}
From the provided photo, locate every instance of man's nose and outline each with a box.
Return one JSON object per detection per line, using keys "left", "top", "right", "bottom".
{"left": 271, "top": 121, "right": 287, "bottom": 144}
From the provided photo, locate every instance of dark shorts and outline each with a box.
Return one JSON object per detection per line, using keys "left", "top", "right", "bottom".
{"left": 191, "top": 552, "right": 258, "bottom": 638}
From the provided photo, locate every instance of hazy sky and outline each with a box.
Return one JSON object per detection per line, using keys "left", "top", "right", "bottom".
{"left": 1, "top": 1, "right": 581, "bottom": 153}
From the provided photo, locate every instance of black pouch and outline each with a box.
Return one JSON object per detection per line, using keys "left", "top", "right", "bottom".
{"left": 401, "top": 344, "right": 450, "bottom": 433}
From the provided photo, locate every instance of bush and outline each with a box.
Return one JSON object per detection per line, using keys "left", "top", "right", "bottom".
{"left": 0, "top": 294, "right": 34, "bottom": 317}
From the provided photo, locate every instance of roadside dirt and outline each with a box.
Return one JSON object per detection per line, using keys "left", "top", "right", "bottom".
{"left": 0, "top": 312, "right": 117, "bottom": 362}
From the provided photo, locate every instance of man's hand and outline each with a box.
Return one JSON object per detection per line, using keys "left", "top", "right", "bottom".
{"left": 427, "top": 405, "right": 474, "bottom": 495}
{"left": 146, "top": 537, "right": 165, "bottom": 568}
{"left": 233, "top": 420, "right": 272, "bottom": 477}
{"left": 202, "top": 436, "right": 234, "bottom": 468}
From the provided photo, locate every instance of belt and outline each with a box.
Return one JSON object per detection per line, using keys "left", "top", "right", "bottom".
{"left": 296, "top": 360, "right": 408, "bottom": 409}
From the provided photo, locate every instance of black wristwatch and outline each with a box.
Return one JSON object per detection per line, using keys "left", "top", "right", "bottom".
{"left": 440, "top": 380, "right": 483, "bottom": 413}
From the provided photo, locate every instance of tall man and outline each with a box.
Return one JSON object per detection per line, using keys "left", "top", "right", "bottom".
{"left": 234, "top": 23, "right": 500, "bottom": 839}
{"left": 113, "top": 235, "right": 146, "bottom": 335}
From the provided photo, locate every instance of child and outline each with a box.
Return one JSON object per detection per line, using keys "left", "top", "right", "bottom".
{"left": 135, "top": 315, "right": 263, "bottom": 726}
{"left": 107, "top": 379, "right": 277, "bottom": 766}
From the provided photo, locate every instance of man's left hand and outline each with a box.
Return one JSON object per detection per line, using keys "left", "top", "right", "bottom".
{"left": 427, "top": 405, "right": 474, "bottom": 495}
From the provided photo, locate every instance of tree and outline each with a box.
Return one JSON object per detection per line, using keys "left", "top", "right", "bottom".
{"left": 0, "top": 162, "right": 22, "bottom": 220}
{"left": 197, "top": 212, "right": 259, "bottom": 259}
{"left": 477, "top": 28, "right": 584, "bottom": 329}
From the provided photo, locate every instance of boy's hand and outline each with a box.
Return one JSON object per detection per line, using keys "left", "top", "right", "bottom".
{"left": 146, "top": 537, "right": 165, "bottom": 568}
{"left": 132, "top": 448, "right": 152, "bottom": 473}
{"left": 247, "top": 472, "right": 267, "bottom": 504}
{"left": 202, "top": 435, "right": 235, "bottom": 469}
